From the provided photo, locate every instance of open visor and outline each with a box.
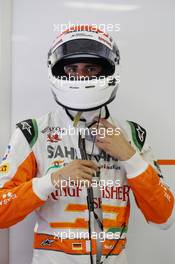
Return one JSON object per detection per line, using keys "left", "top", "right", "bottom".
{"left": 48, "top": 39, "right": 119, "bottom": 77}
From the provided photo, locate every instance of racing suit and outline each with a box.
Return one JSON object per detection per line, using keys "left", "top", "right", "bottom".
{"left": 0, "top": 105, "right": 174, "bottom": 264}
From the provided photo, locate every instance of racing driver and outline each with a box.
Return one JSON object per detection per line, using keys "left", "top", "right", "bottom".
{"left": 0, "top": 25, "right": 174, "bottom": 264}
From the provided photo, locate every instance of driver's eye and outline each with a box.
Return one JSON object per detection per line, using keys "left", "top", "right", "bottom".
{"left": 64, "top": 66, "right": 77, "bottom": 73}
{"left": 87, "top": 67, "right": 98, "bottom": 73}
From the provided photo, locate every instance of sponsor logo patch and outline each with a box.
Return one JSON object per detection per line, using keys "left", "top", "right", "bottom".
{"left": 2, "top": 145, "right": 11, "bottom": 161}
{"left": 47, "top": 133, "right": 62, "bottom": 143}
{"left": 21, "top": 121, "right": 32, "bottom": 135}
{"left": 72, "top": 243, "right": 82, "bottom": 251}
{"left": 0, "top": 163, "right": 9, "bottom": 173}
{"left": 42, "top": 126, "right": 65, "bottom": 142}
{"left": 46, "top": 160, "right": 64, "bottom": 173}
{"left": 41, "top": 239, "right": 55, "bottom": 246}
{"left": 136, "top": 125, "right": 145, "bottom": 142}
{"left": 0, "top": 192, "right": 17, "bottom": 206}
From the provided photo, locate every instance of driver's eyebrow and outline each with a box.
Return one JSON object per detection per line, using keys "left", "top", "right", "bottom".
{"left": 84, "top": 64, "right": 98, "bottom": 67}
{"left": 66, "top": 65, "right": 78, "bottom": 68}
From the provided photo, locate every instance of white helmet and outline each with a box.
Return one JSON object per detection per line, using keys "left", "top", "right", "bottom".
{"left": 48, "top": 25, "right": 120, "bottom": 111}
